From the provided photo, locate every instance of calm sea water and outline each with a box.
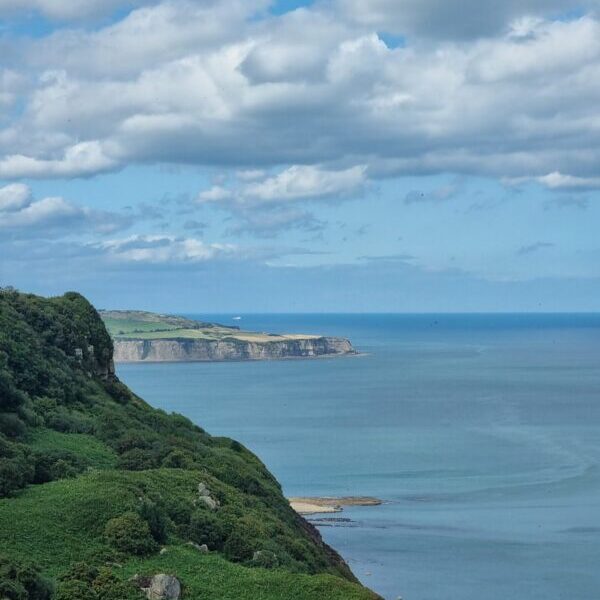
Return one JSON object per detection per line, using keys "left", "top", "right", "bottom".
{"left": 117, "top": 314, "right": 600, "bottom": 600}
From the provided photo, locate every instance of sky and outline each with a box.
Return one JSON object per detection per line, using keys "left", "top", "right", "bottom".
{"left": 1, "top": 0, "right": 600, "bottom": 312}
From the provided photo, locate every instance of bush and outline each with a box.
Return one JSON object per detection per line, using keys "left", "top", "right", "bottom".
{"left": 32, "top": 450, "right": 85, "bottom": 484}
{"left": 223, "top": 529, "right": 256, "bottom": 562}
{"left": 251, "top": 549, "right": 280, "bottom": 569}
{"left": 0, "top": 413, "right": 27, "bottom": 438}
{"left": 118, "top": 449, "right": 157, "bottom": 471}
{"left": 54, "top": 579, "right": 92, "bottom": 600}
{"left": 188, "top": 509, "right": 227, "bottom": 550}
{"left": 56, "top": 564, "right": 142, "bottom": 600}
{"left": 0, "top": 437, "right": 34, "bottom": 497}
{"left": 161, "top": 449, "right": 192, "bottom": 469}
{"left": 0, "top": 554, "right": 53, "bottom": 600}
{"left": 104, "top": 512, "right": 157, "bottom": 556}
{"left": 138, "top": 498, "right": 168, "bottom": 544}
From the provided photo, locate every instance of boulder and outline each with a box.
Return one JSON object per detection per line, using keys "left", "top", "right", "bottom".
{"left": 197, "top": 482, "right": 219, "bottom": 510}
{"left": 132, "top": 574, "right": 181, "bottom": 600}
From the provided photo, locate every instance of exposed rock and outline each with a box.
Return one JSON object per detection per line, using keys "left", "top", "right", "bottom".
{"left": 197, "top": 482, "right": 219, "bottom": 510}
{"left": 133, "top": 574, "right": 181, "bottom": 600}
{"left": 187, "top": 541, "right": 209, "bottom": 553}
{"left": 159, "top": 547, "right": 168, "bottom": 555}
{"left": 112, "top": 336, "right": 356, "bottom": 363}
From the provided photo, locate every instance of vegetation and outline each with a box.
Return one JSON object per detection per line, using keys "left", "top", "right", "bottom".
{"left": 0, "top": 289, "right": 378, "bottom": 599}
{"left": 100, "top": 309, "right": 319, "bottom": 343}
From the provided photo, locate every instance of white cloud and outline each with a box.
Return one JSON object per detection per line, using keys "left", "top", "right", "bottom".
{"left": 2, "top": 1, "right": 600, "bottom": 186}
{"left": 97, "top": 234, "right": 237, "bottom": 264}
{"left": 241, "top": 165, "right": 367, "bottom": 204}
{"left": 199, "top": 165, "right": 367, "bottom": 206}
{"left": 536, "top": 171, "right": 600, "bottom": 190}
{"left": 0, "top": 183, "right": 31, "bottom": 211}
{"left": 197, "top": 185, "right": 234, "bottom": 203}
{"left": 0, "top": 183, "right": 130, "bottom": 236}
{"left": 0, "top": 141, "right": 117, "bottom": 179}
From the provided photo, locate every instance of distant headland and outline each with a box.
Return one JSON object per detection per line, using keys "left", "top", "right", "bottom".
{"left": 100, "top": 310, "right": 357, "bottom": 363}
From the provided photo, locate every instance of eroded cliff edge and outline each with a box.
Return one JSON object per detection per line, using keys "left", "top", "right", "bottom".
{"left": 113, "top": 336, "right": 356, "bottom": 362}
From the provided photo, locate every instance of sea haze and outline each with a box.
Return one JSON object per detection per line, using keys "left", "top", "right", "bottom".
{"left": 117, "top": 314, "right": 600, "bottom": 600}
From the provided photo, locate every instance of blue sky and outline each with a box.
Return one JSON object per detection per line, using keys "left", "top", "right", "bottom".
{"left": 1, "top": 0, "right": 600, "bottom": 312}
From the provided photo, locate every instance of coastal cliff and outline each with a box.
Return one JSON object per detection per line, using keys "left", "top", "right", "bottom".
{"left": 0, "top": 289, "right": 379, "bottom": 600}
{"left": 100, "top": 310, "right": 357, "bottom": 363}
{"left": 113, "top": 336, "right": 355, "bottom": 362}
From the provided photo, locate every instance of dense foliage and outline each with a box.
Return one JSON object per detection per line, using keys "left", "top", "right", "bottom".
{"left": 0, "top": 555, "right": 53, "bottom": 600}
{"left": 0, "top": 289, "right": 377, "bottom": 599}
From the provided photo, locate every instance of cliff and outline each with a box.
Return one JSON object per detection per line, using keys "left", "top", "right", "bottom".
{"left": 100, "top": 310, "right": 357, "bottom": 363}
{"left": 0, "top": 289, "right": 379, "bottom": 600}
{"left": 113, "top": 336, "right": 355, "bottom": 362}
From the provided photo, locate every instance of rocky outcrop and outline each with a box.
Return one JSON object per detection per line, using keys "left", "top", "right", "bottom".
{"left": 131, "top": 574, "right": 181, "bottom": 600}
{"left": 112, "top": 336, "right": 356, "bottom": 363}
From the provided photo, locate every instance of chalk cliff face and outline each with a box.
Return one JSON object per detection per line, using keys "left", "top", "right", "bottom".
{"left": 112, "top": 336, "right": 355, "bottom": 362}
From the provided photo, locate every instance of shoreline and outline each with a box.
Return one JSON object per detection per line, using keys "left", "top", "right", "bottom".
{"left": 113, "top": 351, "right": 368, "bottom": 365}
{"left": 289, "top": 496, "right": 382, "bottom": 515}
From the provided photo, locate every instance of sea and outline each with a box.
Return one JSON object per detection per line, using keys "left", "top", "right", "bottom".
{"left": 117, "top": 314, "right": 600, "bottom": 600}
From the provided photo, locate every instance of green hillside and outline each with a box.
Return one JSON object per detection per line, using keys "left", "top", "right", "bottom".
{"left": 0, "top": 289, "right": 378, "bottom": 600}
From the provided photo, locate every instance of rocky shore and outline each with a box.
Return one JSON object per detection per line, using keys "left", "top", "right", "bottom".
{"left": 289, "top": 497, "right": 383, "bottom": 515}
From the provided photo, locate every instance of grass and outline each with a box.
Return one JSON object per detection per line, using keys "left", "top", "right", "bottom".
{"left": 122, "top": 546, "right": 379, "bottom": 600}
{"left": 28, "top": 429, "right": 118, "bottom": 469}
{"left": 0, "top": 470, "right": 378, "bottom": 600}
{"left": 101, "top": 310, "right": 318, "bottom": 343}
{"left": 0, "top": 469, "right": 211, "bottom": 576}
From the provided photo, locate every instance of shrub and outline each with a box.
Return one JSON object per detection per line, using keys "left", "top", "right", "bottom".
{"left": 0, "top": 413, "right": 27, "bottom": 438}
{"left": 138, "top": 498, "right": 168, "bottom": 544}
{"left": 166, "top": 497, "right": 194, "bottom": 529}
{"left": 223, "top": 529, "right": 256, "bottom": 562}
{"left": 161, "top": 449, "right": 192, "bottom": 469}
{"left": 32, "top": 450, "right": 85, "bottom": 484}
{"left": 251, "top": 549, "right": 280, "bottom": 569}
{"left": 93, "top": 568, "right": 142, "bottom": 600}
{"left": 0, "top": 554, "right": 53, "bottom": 600}
{"left": 56, "top": 564, "right": 142, "bottom": 600}
{"left": 54, "top": 579, "right": 92, "bottom": 600}
{"left": 118, "top": 449, "right": 157, "bottom": 471}
{"left": 188, "top": 510, "right": 227, "bottom": 550}
{"left": 0, "top": 437, "right": 34, "bottom": 497}
{"left": 104, "top": 512, "right": 157, "bottom": 556}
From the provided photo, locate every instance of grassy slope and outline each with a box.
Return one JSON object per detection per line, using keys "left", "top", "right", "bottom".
{"left": 0, "top": 291, "right": 377, "bottom": 599}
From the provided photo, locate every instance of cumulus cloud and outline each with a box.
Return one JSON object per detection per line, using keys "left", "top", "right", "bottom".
{"left": 1, "top": 0, "right": 600, "bottom": 187}
{"left": 0, "top": 183, "right": 31, "bottom": 211}
{"left": 96, "top": 234, "right": 238, "bottom": 264}
{"left": 337, "top": 0, "right": 600, "bottom": 39}
{"left": 196, "top": 164, "right": 364, "bottom": 234}
{"left": 0, "top": 142, "right": 117, "bottom": 179}
{"left": 198, "top": 165, "right": 367, "bottom": 207}
{"left": 0, "top": 183, "right": 131, "bottom": 237}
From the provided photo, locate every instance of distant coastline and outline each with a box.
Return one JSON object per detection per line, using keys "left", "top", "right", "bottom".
{"left": 101, "top": 310, "right": 357, "bottom": 363}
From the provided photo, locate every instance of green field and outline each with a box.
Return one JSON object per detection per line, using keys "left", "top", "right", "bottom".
{"left": 100, "top": 310, "right": 318, "bottom": 342}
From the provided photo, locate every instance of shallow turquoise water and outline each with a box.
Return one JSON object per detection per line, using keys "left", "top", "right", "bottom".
{"left": 117, "top": 314, "right": 600, "bottom": 600}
